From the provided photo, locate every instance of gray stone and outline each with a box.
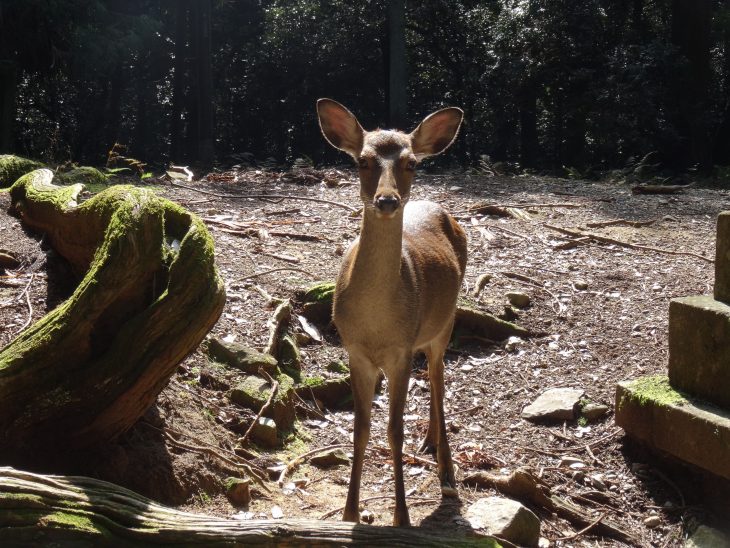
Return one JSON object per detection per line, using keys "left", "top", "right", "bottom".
{"left": 573, "top": 280, "right": 589, "bottom": 290}
{"left": 230, "top": 374, "right": 296, "bottom": 430}
{"left": 310, "top": 448, "right": 350, "bottom": 467}
{"left": 466, "top": 496, "right": 540, "bottom": 547}
{"left": 581, "top": 402, "right": 610, "bottom": 422}
{"left": 225, "top": 477, "right": 252, "bottom": 506}
{"left": 506, "top": 291, "right": 531, "bottom": 309}
{"left": 522, "top": 388, "right": 585, "bottom": 421}
{"left": 615, "top": 376, "right": 730, "bottom": 480}
{"left": 251, "top": 417, "right": 278, "bottom": 448}
{"left": 686, "top": 525, "right": 730, "bottom": 548}
{"left": 714, "top": 212, "right": 730, "bottom": 303}
{"left": 668, "top": 296, "right": 730, "bottom": 408}
{"left": 208, "top": 338, "right": 278, "bottom": 376}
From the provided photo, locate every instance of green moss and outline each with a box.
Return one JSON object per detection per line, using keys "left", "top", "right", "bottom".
{"left": 326, "top": 360, "right": 349, "bottom": 374}
{"left": 623, "top": 376, "right": 688, "bottom": 408}
{"left": 45, "top": 511, "right": 101, "bottom": 534}
{"left": 302, "top": 281, "right": 335, "bottom": 305}
{"left": 302, "top": 375, "right": 326, "bottom": 388}
{"left": 0, "top": 155, "right": 44, "bottom": 188}
{"left": 56, "top": 166, "right": 108, "bottom": 190}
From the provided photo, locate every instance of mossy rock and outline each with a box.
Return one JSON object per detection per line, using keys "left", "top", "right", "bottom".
{"left": 295, "top": 375, "right": 352, "bottom": 409}
{"left": 0, "top": 155, "right": 44, "bottom": 188}
{"left": 299, "top": 281, "right": 335, "bottom": 324}
{"left": 207, "top": 338, "right": 278, "bottom": 376}
{"left": 279, "top": 334, "right": 301, "bottom": 372}
{"left": 230, "top": 373, "right": 296, "bottom": 430}
{"left": 56, "top": 167, "right": 108, "bottom": 188}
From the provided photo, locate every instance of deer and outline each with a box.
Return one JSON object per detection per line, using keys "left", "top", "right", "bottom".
{"left": 316, "top": 98, "right": 467, "bottom": 527}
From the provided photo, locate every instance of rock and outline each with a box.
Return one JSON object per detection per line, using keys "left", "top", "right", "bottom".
{"left": 559, "top": 456, "right": 584, "bottom": 468}
{"left": 230, "top": 374, "right": 296, "bottom": 430}
{"left": 207, "top": 338, "right": 278, "bottom": 375}
{"left": 581, "top": 402, "right": 610, "bottom": 422}
{"left": 522, "top": 388, "right": 585, "bottom": 421}
{"left": 499, "top": 305, "right": 519, "bottom": 322}
{"left": 326, "top": 360, "right": 349, "bottom": 374}
{"left": 466, "top": 496, "right": 540, "bottom": 547}
{"left": 643, "top": 515, "right": 661, "bottom": 528}
{"left": 669, "top": 296, "right": 730, "bottom": 408}
{"left": 686, "top": 525, "right": 730, "bottom": 548}
{"left": 360, "top": 510, "right": 375, "bottom": 524}
{"left": 310, "top": 448, "right": 350, "bottom": 467}
{"left": 251, "top": 417, "right": 278, "bottom": 448}
{"left": 56, "top": 166, "right": 108, "bottom": 187}
{"left": 299, "top": 281, "right": 335, "bottom": 324}
{"left": 0, "top": 155, "right": 44, "bottom": 187}
{"left": 573, "top": 280, "right": 589, "bottom": 290}
{"left": 278, "top": 333, "right": 301, "bottom": 373}
{"left": 295, "top": 376, "right": 352, "bottom": 409}
{"left": 505, "top": 336, "right": 523, "bottom": 352}
{"left": 506, "top": 291, "right": 530, "bottom": 308}
{"left": 225, "top": 477, "right": 252, "bottom": 506}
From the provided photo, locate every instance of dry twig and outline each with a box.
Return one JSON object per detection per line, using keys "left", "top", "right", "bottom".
{"left": 543, "top": 223, "right": 712, "bottom": 263}
{"left": 237, "top": 368, "right": 280, "bottom": 447}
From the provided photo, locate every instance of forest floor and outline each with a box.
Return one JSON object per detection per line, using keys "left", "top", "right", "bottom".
{"left": 1, "top": 167, "right": 729, "bottom": 547}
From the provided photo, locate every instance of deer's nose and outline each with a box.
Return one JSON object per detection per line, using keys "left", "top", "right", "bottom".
{"left": 374, "top": 194, "right": 401, "bottom": 213}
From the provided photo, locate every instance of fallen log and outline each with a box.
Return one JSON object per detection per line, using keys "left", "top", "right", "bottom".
{"left": 0, "top": 467, "right": 499, "bottom": 547}
{"left": 0, "top": 169, "right": 226, "bottom": 462}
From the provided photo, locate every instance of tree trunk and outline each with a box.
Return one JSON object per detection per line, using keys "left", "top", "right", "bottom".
{"left": 671, "top": 0, "right": 713, "bottom": 171}
{"left": 519, "top": 83, "right": 539, "bottom": 168}
{"left": 0, "top": 467, "right": 498, "bottom": 547}
{"left": 0, "top": 60, "right": 16, "bottom": 153}
{"left": 171, "top": 0, "right": 189, "bottom": 164}
{"left": 0, "top": 169, "right": 225, "bottom": 464}
{"left": 386, "top": 0, "right": 407, "bottom": 129}
{"left": 196, "top": 0, "right": 215, "bottom": 166}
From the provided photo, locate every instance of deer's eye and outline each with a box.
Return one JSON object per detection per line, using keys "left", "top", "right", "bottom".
{"left": 406, "top": 159, "right": 417, "bottom": 171}
{"left": 358, "top": 158, "right": 369, "bottom": 169}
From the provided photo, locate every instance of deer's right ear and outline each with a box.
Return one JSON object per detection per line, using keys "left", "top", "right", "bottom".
{"left": 317, "top": 99, "right": 364, "bottom": 159}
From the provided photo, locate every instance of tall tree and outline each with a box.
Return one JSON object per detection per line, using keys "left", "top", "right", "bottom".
{"left": 387, "top": 0, "right": 407, "bottom": 129}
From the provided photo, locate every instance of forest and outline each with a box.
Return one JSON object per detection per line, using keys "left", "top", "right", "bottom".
{"left": 1, "top": 0, "right": 729, "bottom": 176}
{"left": 2, "top": 1, "right": 730, "bottom": 547}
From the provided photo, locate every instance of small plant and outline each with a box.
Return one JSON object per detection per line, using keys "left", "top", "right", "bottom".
{"left": 106, "top": 143, "right": 150, "bottom": 178}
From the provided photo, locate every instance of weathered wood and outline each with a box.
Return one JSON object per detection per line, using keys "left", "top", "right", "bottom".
{"left": 0, "top": 467, "right": 499, "bottom": 547}
{"left": 0, "top": 169, "right": 226, "bottom": 459}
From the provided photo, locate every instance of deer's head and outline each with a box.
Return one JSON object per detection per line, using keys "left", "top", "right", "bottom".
{"left": 317, "top": 99, "right": 463, "bottom": 219}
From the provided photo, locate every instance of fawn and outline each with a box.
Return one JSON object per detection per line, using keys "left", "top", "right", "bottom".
{"left": 317, "top": 99, "right": 467, "bottom": 527}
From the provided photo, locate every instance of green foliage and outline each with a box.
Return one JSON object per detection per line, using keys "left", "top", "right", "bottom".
{"left": 5, "top": 0, "right": 730, "bottom": 173}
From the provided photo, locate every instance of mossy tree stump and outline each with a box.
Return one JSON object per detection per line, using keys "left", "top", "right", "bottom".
{"left": 0, "top": 169, "right": 226, "bottom": 462}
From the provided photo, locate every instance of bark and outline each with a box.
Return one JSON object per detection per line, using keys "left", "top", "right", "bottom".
{"left": 0, "top": 169, "right": 225, "bottom": 462}
{"left": 0, "top": 467, "right": 498, "bottom": 547}
{"left": 518, "top": 83, "right": 539, "bottom": 168}
{"left": 196, "top": 0, "right": 215, "bottom": 166}
{"left": 171, "top": 0, "right": 189, "bottom": 163}
{"left": 0, "top": 60, "right": 16, "bottom": 153}
{"left": 386, "top": 0, "right": 407, "bottom": 129}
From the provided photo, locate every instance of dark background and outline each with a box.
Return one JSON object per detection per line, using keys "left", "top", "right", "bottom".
{"left": 1, "top": 0, "right": 728, "bottom": 175}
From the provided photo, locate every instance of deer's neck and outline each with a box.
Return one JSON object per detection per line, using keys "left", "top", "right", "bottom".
{"left": 349, "top": 208, "right": 404, "bottom": 288}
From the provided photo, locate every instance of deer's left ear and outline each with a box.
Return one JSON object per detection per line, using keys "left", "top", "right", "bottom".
{"left": 410, "top": 107, "right": 463, "bottom": 160}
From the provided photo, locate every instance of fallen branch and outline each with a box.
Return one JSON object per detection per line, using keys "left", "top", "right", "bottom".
{"left": 554, "top": 512, "right": 607, "bottom": 541}
{"left": 586, "top": 218, "right": 657, "bottom": 229}
{"left": 0, "top": 467, "right": 497, "bottom": 547}
{"left": 463, "top": 468, "right": 638, "bottom": 546}
{"left": 236, "top": 267, "right": 316, "bottom": 283}
{"left": 277, "top": 443, "right": 351, "bottom": 487}
{"left": 543, "top": 223, "right": 713, "bottom": 263}
{"left": 631, "top": 184, "right": 691, "bottom": 195}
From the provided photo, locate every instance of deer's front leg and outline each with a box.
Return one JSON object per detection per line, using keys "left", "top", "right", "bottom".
{"left": 385, "top": 358, "right": 412, "bottom": 527}
{"left": 343, "top": 355, "right": 378, "bottom": 523}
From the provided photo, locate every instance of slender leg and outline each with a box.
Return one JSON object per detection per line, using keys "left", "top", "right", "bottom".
{"left": 385, "top": 359, "right": 412, "bottom": 526}
{"left": 343, "top": 355, "right": 379, "bottom": 523}
{"left": 418, "top": 378, "right": 438, "bottom": 454}
{"left": 425, "top": 331, "right": 457, "bottom": 497}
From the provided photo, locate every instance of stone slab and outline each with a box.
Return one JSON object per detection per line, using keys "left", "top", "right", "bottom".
{"left": 668, "top": 296, "right": 730, "bottom": 408}
{"left": 714, "top": 211, "right": 730, "bottom": 303}
{"left": 615, "top": 376, "right": 730, "bottom": 481}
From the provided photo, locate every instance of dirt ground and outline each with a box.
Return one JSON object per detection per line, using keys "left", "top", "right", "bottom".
{"left": 2, "top": 166, "right": 729, "bottom": 547}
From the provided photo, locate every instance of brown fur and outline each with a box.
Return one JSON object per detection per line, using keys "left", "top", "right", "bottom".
{"left": 317, "top": 98, "right": 466, "bottom": 527}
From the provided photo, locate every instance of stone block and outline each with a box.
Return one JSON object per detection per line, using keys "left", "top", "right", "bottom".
{"left": 615, "top": 376, "right": 730, "bottom": 481}
{"left": 668, "top": 296, "right": 730, "bottom": 408}
{"left": 714, "top": 211, "right": 730, "bottom": 303}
